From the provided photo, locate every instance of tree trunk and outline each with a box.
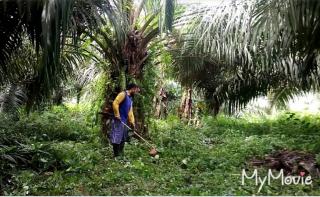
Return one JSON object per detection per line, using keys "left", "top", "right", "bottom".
{"left": 119, "top": 68, "right": 127, "bottom": 90}
{"left": 134, "top": 97, "right": 149, "bottom": 137}
{"left": 179, "top": 90, "right": 186, "bottom": 119}
{"left": 100, "top": 83, "right": 116, "bottom": 141}
{"left": 211, "top": 95, "right": 220, "bottom": 117}
{"left": 76, "top": 88, "right": 81, "bottom": 104}
{"left": 153, "top": 87, "right": 168, "bottom": 119}
{"left": 154, "top": 100, "right": 161, "bottom": 118}
{"left": 100, "top": 67, "right": 127, "bottom": 141}
{"left": 179, "top": 87, "right": 192, "bottom": 121}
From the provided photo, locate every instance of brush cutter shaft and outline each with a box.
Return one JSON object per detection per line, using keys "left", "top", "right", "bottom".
{"left": 133, "top": 131, "right": 153, "bottom": 148}
{"left": 120, "top": 121, "right": 154, "bottom": 148}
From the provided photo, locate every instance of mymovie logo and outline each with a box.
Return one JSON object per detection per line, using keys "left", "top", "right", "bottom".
{"left": 241, "top": 169, "right": 312, "bottom": 193}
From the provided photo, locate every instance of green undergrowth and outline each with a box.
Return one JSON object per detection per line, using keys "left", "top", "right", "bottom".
{"left": 1, "top": 108, "right": 320, "bottom": 195}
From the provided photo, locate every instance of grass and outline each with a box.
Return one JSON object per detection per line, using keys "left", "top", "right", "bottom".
{"left": 2, "top": 108, "right": 320, "bottom": 195}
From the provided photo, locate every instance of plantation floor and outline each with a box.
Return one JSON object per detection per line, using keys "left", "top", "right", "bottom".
{"left": 4, "top": 111, "right": 320, "bottom": 195}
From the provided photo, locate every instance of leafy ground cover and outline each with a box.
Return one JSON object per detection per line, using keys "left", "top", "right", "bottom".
{"left": 1, "top": 108, "right": 320, "bottom": 195}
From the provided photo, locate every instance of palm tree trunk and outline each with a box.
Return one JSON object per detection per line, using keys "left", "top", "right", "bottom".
{"left": 76, "top": 88, "right": 81, "bottom": 104}
{"left": 154, "top": 87, "right": 167, "bottom": 118}
{"left": 179, "top": 87, "right": 193, "bottom": 120}
{"left": 134, "top": 97, "right": 148, "bottom": 137}
{"left": 119, "top": 68, "right": 127, "bottom": 91}
{"left": 100, "top": 66, "right": 127, "bottom": 140}
{"left": 211, "top": 95, "right": 220, "bottom": 117}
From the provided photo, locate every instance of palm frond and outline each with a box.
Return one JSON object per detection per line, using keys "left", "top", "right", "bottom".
{"left": 0, "top": 0, "right": 107, "bottom": 105}
{"left": 172, "top": 0, "right": 320, "bottom": 114}
{"left": 0, "top": 84, "right": 27, "bottom": 117}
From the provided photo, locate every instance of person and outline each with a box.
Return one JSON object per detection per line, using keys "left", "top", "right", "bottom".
{"left": 109, "top": 83, "right": 140, "bottom": 159}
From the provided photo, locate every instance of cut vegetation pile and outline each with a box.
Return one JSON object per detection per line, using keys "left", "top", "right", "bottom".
{"left": 250, "top": 150, "right": 320, "bottom": 176}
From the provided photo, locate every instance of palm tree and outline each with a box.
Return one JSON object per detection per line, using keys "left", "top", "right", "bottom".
{"left": 0, "top": 0, "right": 104, "bottom": 109}
{"left": 172, "top": 0, "right": 320, "bottom": 114}
{"left": 84, "top": 0, "right": 175, "bottom": 135}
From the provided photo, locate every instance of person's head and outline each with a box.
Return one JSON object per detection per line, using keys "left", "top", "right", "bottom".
{"left": 126, "top": 83, "right": 140, "bottom": 96}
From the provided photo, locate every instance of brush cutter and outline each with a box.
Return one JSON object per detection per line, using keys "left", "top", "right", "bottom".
{"left": 120, "top": 120, "right": 158, "bottom": 157}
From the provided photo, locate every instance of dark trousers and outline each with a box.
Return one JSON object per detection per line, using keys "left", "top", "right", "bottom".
{"left": 112, "top": 142, "right": 125, "bottom": 157}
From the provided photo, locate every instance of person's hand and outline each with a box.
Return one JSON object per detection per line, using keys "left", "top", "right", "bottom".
{"left": 115, "top": 116, "right": 121, "bottom": 120}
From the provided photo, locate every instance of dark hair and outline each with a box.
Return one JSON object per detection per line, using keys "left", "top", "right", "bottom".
{"left": 126, "top": 83, "right": 139, "bottom": 90}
